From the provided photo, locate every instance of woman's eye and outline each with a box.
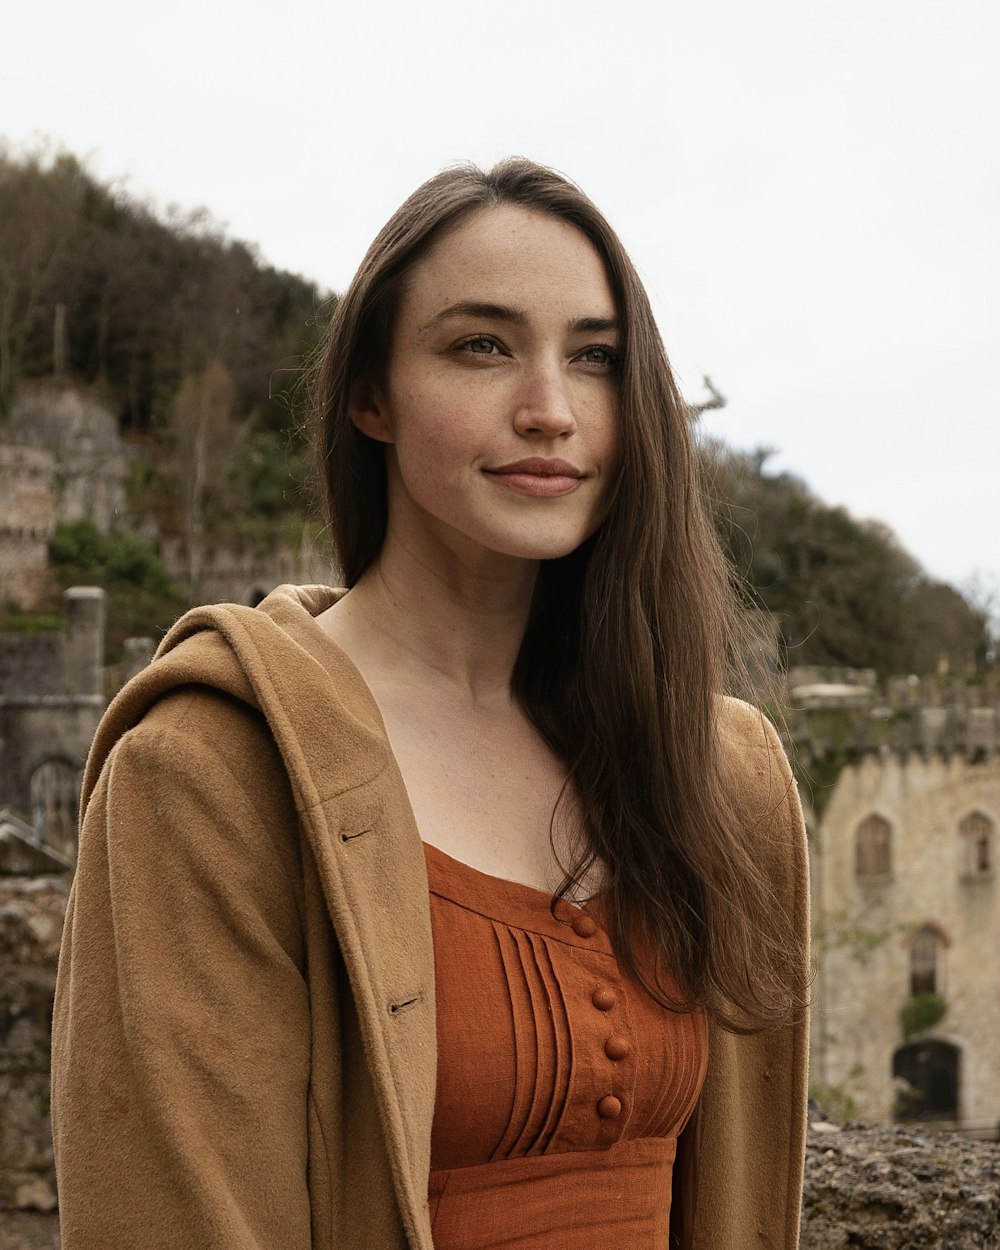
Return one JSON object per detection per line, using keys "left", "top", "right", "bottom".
{"left": 579, "top": 346, "right": 618, "bottom": 368}
{"left": 463, "top": 336, "right": 500, "bottom": 356}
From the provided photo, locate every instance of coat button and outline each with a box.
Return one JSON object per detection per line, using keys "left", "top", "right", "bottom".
{"left": 592, "top": 987, "right": 617, "bottom": 1012}
{"left": 605, "top": 1035, "right": 630, "bottom": 1061}
{"left": 597, "top": 1095, "right": 622, "bottom": 1119}
{"left": 572, "top": 913, "right": 598, "bottom": 938}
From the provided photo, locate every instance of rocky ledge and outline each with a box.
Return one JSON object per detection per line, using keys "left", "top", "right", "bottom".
{"left": 802, "top": 1119, "right": 999, "bottom": 1249}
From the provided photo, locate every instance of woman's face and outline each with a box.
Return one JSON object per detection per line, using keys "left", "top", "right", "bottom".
{"left": 352, "top": 204, "right": 620, "bottom": 569}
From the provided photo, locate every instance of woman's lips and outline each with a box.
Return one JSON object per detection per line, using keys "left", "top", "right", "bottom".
{"left": 484, "top": 457, "right": 585, "bottom": 498}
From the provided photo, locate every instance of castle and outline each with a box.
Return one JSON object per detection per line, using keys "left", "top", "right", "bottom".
{"left": 790, "top": 668, "right": 1000, "bottom": 1137}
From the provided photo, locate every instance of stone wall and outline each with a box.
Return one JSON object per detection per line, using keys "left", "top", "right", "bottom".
{"left": 6, "top": 388, "right": 129, "bottom": 536}
{"left": 0, "top": 875, "right": 66, "bottom": 1214}
{"left": 1, "top": 382, "right": 340, "bottom": 615}
{"left": 0, "top": 445, "right": 56, "bottom": 612}
{"left": 0, "top": 1111, "right": 997, "bottom": 1242}
{"left": 158, "top": 531, "right": 339, "bottom": 607}
{"left": 0, "top": 637, "right": 64, "bottom": 701}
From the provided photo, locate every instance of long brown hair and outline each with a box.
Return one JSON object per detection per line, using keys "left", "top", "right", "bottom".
{"left": 310, "top": 158, "right": 806, "bottom": 1031}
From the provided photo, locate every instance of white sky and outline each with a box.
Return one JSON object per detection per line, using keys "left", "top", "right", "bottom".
{"left": 3, "top": 0, "right": 997, "bottom": 594}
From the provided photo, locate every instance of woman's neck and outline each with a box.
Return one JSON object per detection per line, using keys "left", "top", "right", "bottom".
{"left": 320, "top": 534, "right": 539, "bottom": 709}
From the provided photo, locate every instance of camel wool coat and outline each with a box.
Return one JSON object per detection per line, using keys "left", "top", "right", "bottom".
{"left": 52, "top": 584, "right": 810, "bottom": 1250}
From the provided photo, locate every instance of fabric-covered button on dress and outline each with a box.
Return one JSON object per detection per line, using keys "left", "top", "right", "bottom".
{"left": 424, "top": 841, "right": 708, "bottom": 1250}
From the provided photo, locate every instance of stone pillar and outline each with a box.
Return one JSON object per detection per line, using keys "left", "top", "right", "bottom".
{"left": 63, "top": 586, "right": 104, "bottom": 698}
{"left": 919, "top": 707, "right": 949, "bottom": 754}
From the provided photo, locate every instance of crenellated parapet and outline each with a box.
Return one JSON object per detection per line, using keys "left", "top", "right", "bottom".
{"left": 784, "top": 667, "right": 1000, "bottom": 771}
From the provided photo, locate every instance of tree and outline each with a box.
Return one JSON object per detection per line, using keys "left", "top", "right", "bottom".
{"left": 704, "top": 441, "right": 991, "bottom": 676}
{"left": 168, "top": 361, "right": 241, "bottom": 597}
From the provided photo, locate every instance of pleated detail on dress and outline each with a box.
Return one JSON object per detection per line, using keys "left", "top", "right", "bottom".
{"left": 424, "top": 840, "right": 708, "bottom": 1250}
{"left": 493, "top": 926, "right": 575, "bottom": 1159}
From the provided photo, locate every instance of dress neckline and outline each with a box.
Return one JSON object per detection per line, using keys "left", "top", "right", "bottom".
{"left": 422, "top": 838, "right": 565, "bottom": 900}
{"left": 422, "top": 840, "right": 611, "bottom": 950}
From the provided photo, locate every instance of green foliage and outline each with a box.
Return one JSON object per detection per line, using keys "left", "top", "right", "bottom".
{"left": 5, "top": 142, "right": 991, "bottom": 683}
{"left": 815, "top": 911, "right": 895, "bottom": 965}
{"left": 900, "top": 992, "right": 947, "bottom": 1042}
{"left": 799, "top": 752, "right": 849, "bottom": 818}
{"left": 49, "top": 520, "right": 184, "bottom": 659}
{"left": 809, "top": 1081, "right": 858, "bottom": 1123}
{"left": 706, "top": 441, "right": 992, "bottom": 676}
{"left": 0, "top": 609, "right": 65, "bottom": 633}
{"left": 228, "top": 428, "right": 308, "bottom": 520}
{"left": 50, "top": 519, "right": 173, "bottom": 595}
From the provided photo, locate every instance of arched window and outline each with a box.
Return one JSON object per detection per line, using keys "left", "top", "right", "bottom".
{"left": 855, "top": 814, "right": 892, "bottom": 881}
{"left": 909, "top": 925, "right": 944, "bottom": 997}
{"left": 30, "top": 757, "right": 81, "bottom": 861}
{"left": 958, "top": 810, "right": 993, "bottom": 878}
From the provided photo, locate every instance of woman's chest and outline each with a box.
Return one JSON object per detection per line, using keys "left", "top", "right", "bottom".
{"left": 381, "top": 706, "right": 581, "bottom": 893}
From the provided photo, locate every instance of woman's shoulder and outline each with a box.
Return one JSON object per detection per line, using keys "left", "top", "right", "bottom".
{"left": 716, "top": 695, "right": 789, "bottom": 771}
{"left": 132, "top": 685, "right": 286, "bottom": 793}
{"left": 95, "top": 685, "right": 298, "bottom": 858}
{"left": 715, "top": 695, "right": 805, "bottom": 852}
{"left": 84, "top": 683, "right": 304, "bottom": 926}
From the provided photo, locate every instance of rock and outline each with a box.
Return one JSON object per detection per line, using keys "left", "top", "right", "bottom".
{"left": 0, "top": 878, "right": 67, "bottom": 1213}
{"left": 801, "top": 1120, "right": 1000, "bottom": 1249}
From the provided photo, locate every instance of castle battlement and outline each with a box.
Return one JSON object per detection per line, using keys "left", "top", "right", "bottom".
{"left": 784, "top": 666, "right": 1000, "bottom": 763}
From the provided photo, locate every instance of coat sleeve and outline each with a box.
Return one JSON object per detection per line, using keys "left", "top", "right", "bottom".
{"left": 669, "top": 706, "right": 810, "bottom": 1250}
{"left": 51, "top": 692, "right": 314, "bottom": 1250}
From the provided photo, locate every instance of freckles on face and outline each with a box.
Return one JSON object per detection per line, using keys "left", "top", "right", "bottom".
{"left": 374, "top": 204, "right": 621, "bottom": 563}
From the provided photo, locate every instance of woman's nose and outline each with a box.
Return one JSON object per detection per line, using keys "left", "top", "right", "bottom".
{"left": 511, "top": 364, "right": 577, "bottom": 438}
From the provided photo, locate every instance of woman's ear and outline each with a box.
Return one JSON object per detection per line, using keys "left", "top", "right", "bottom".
{"left": 348, "top": 379, "right": 394, "bottom": 444}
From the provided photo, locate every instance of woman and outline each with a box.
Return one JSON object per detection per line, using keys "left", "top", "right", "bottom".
{"left": 52, "top": 159, "right": 810, "bottom": 1249}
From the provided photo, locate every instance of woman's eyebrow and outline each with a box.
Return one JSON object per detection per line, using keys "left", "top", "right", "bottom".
{"left": 419, "top": 301, "right": 526, "bottom": 333}
{"left": 419, "top": 302, "right": 621, "bottom": 336}
{"left": 569, "top": 315, "right": 621, "bottom": 335}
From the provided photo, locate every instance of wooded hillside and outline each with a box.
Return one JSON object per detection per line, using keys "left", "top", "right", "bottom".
{"left": 0, "top": 144, "right": 323, "bottom": 430}
{"left": 707, "top": 443, "right": 991, "bottom": 676}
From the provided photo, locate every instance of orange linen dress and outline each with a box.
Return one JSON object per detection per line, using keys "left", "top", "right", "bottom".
{"left": 424, "top": 841, "right": 709, "bottom": 1250}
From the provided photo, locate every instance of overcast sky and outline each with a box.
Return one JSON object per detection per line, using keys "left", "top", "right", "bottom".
{"left": 3, "top": 0, "right": 997, "bottom": 594}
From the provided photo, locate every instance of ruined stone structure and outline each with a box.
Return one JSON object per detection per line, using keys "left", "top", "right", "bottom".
{"left": 0, "top": 388, "right": 130, "bottom": 611}
{"left": 0, "top": 442, "right": 55, "bottom": 612}
{"left": 0, "top": 589, "right": 106, "bottom": 862}
{"left": 157, "top": 530, "right": 336, "bottom": 607}
{"left": 0, "top": 383, "right": 337, "bottom": 612}
{"left": 797, "top": 671, "right": 1000, "bottom": 1138}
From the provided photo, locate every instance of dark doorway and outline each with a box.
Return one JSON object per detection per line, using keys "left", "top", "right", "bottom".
{"left": 893, "top": 1040, "right": 960, "bottom": 1121}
